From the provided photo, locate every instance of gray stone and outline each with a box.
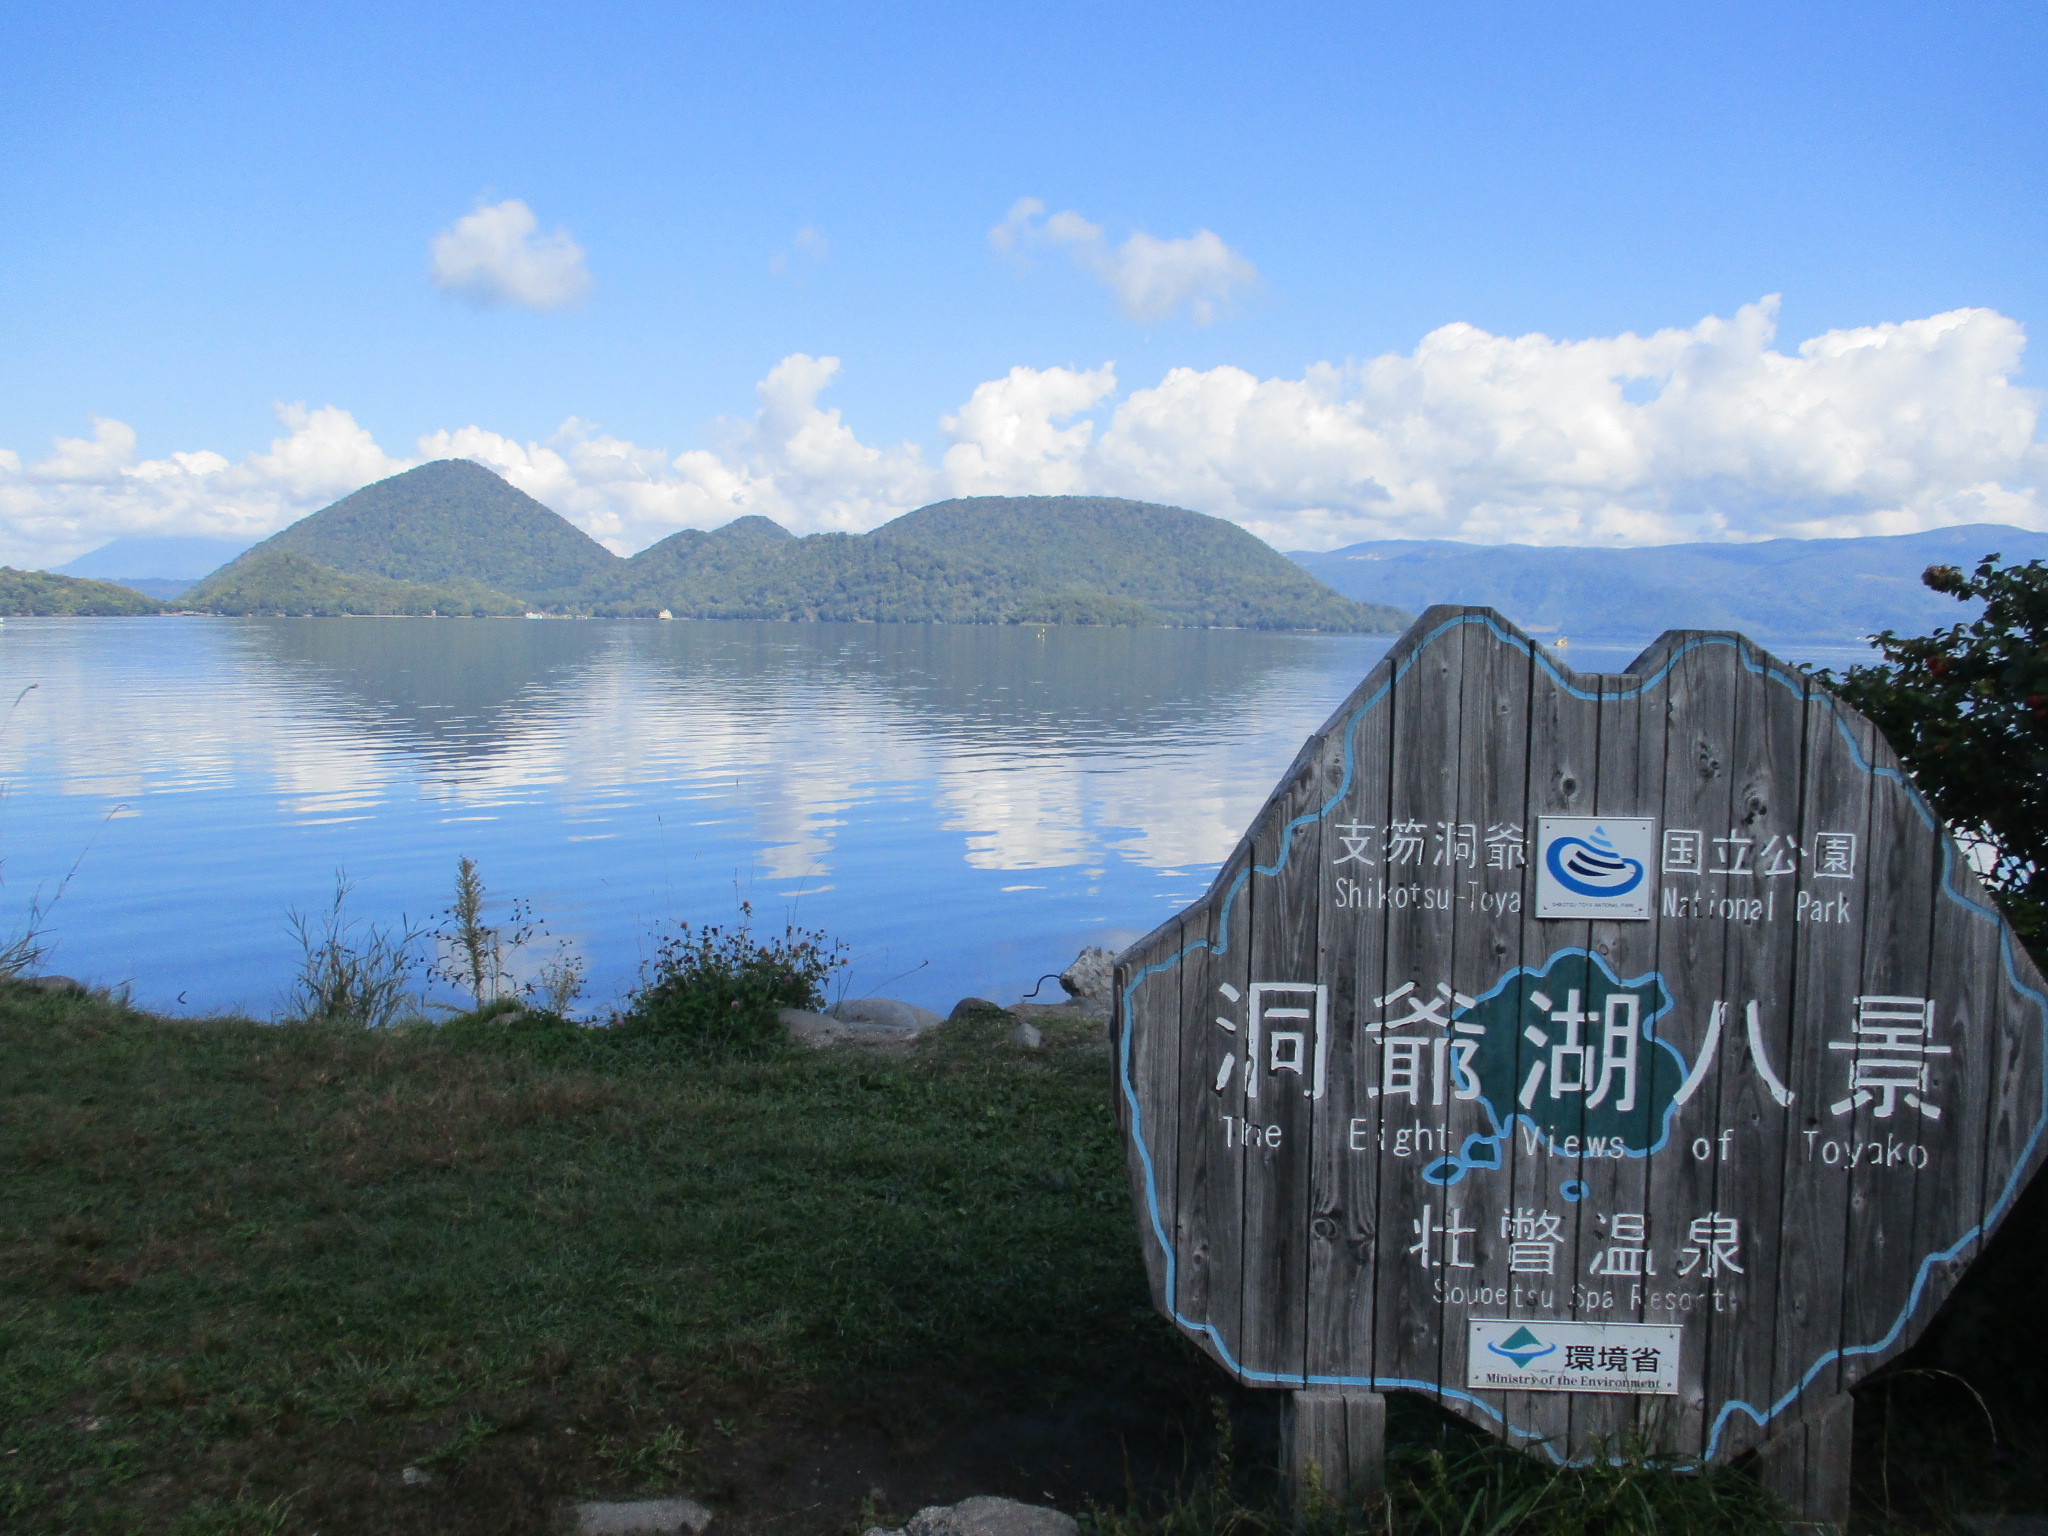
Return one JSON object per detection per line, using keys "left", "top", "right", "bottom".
{"left": 883, "top": 1496, "right": 1077, "bottom": 1536}
{"left": 828, "top": 997, "right": 945, "bottom": 1031}
{"left": 947, "top": 997, "right": 1004, "bottom": 1022}
{"left": 30, "top": 975, "right": 84, "bottom": 995}
{"left": 575, "top": 1497, "right": 714, "bottom": 1535}
{"left": 400, "top": 1465, "right": 432, "bottom": 1486}
{"left": 1058, "top": 948, "right": 1114, "bottom": 1005}
{"left": 780, "top": 1007, "right": 925, "bottom": 1054}
{"left": 1007, "top": 1022, "right": 1043, "bottom": 1049}
{"left": 780, "top": 1007, "right": 846, "bottom": 1047}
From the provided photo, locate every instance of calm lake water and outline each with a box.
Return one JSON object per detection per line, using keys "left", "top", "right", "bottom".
{"left": 0, "top": 617, "right": 1880, "bottom": 1019}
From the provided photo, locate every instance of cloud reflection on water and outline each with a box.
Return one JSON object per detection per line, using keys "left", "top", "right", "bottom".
{"left": 0, "top": 617, "right": 1389, "bottom": 1012}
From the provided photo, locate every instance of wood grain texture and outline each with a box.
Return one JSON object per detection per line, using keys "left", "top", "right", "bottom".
{"left": 1283, "top": 1390, "right": 1387, "bottom": 1510}
{"left": 1111, "top": 607, "right": 2048, "bottom": 1470}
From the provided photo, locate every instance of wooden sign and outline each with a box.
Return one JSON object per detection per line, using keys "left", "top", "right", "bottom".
{"left": 1112, "top": 607, "right": 2048, "bottom": 1519}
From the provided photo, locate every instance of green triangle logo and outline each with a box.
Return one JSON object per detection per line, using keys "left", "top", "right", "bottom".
{"left": 1486, "top": 1325, "right": 1556, "bottom": 1368}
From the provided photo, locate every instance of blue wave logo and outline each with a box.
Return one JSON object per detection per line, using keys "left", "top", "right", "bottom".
{"left": 1545, "top": 826, "right": 1645, "bottom": 898}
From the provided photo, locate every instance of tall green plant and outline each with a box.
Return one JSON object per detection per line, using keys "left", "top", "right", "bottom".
{"left": 427, "top": 856, "right": 585, "bottom": 1016}
{"left": 1828, "top": 555, "right": 2048, "bottom": 946}
{"left": 430, "top": 856, "right": 534, "bottom": 1008}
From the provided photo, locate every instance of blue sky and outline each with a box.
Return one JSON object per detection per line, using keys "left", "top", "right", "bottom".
{"left": 3, "top": 0, "right": 2044, "bottom": 562}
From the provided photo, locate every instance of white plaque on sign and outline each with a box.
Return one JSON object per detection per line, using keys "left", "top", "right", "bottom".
{"left": 1466, "top": 1318, "right": 1681, "bottom": 1395}
{"left": 1535, "top": 816, "right": 1656, "bottom": 920}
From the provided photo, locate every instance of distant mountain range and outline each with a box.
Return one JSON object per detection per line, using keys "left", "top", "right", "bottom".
{"left": 176, "top": 461, "right": 1406, "bottom": 631}
{"left": 55, "top": 535, "right": 257, "bottom": 598}
{"left": 1287, "top": 524, "right": 2048, "bottom": 641}
{"left": 31, "top": 460, "right": 2045, "bottom": 637}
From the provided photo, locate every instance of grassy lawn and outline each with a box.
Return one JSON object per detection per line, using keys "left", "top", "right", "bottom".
{"left": 3, "top": 981, "right": 2042, "bottom": 1535}
{"left": 1, "top": 989, "right": 1207, "bottom": 1533}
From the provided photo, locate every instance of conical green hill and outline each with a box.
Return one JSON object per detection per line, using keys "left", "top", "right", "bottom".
{"left": 188, "top": 459, "right": 620, "bottom": 608}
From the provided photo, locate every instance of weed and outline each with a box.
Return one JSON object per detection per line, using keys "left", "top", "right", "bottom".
{"left": 283, "top": 873, "right": 424, "bottom": 1026}
{"left": 420, "top": 1410, "right": 503, "bottom": 1468}
{"left": 529, "top": 943, "right": 587, "bottom": 1015}
{"left": 596, "top": 1424, "right": 700, "bottom": 1489}
{"left": 615, "top": 901, "right": 845, "bottom": 1052}
{"left": 430, "top": 856, "right": 532, "bottom": 1009}
{"left": 429, "top": 856, "right": 587, "bottom": 1017}
{"left": 1383, "top": 1436, "right": 1783, "bottom": 1536}
{"left": 0, "top": 886, "right": 54, "bottom": 978}
{"left": 1086, "top": 1422, "right": 1786, "bottom": 1536}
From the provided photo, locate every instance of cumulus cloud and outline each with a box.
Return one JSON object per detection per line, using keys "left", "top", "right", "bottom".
{"left": 429, "top": 198, "right": 591, "bottom": 311}
{"left": 1077, "top": 299, "right": 2046, "bottom": 548}
{"left": 5, "top": 299, "right": 2042, "bottom": 570}
{"left": 0, "top": 404, "right": 407, "bottom": 567}
{"left": 418, "top": 354, "right": 935, "bottom": 553}
{"left": 991, "top": 197, "right": 1258, "bottom": 324}
{"left": 940, "top": 364, "right": 1117, "bottom": 495}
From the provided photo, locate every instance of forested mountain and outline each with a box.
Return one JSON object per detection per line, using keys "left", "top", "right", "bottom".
{"left": 0, "top": 568, "right": 166, "bottom": 616}
{"left": 172, "top": 465, "right": 1408, "bottom": 631}
{"left": 182, "top": 460, "right": 616, "bottom": 612}
{"left": 185, "top": 553, "right": 526, "bottom": 618}
{"left": 1289, "top": 524, "right": 2048, "bottom": 640}
{"left": 588, "top": 496, "right": 1403, "bottom": 629}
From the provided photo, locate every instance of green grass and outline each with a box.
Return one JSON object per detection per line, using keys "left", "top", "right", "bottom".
{"left": 1088, "top": 1410, "right": 1788, "bottom": 1536}
{"left": 0, "top": 989, "right": 1177, "bottom": 1532}
{"left": 5, "top": 981, "right": 2037, "bottom": 1535}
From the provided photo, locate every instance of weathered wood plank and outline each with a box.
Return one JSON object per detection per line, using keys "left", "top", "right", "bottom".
{"left": 1486, "top": 633, "right": 1595, "bottom": 1459}
{"left": 1560, "top": 656, "right": 1680, "bottom": 1458}
{"left": 1307, "top": 645, "right": 1402, "bottom": 1390}
{"left": 1115, "top": 918, "right": 1182, "bottom": 1320}
{"left": 1368, "top": 618, "right": 1470, "bottom": 1410}
{"left": 1142, "top": 838, "right": 1252, "bottom": 1381}
{"left": 1833, "top": 710, "right": 1939, "bottom": 1394}
{"left": 1238, "top": 726, "right": 1330, "bottom": 1385}
{"left": 1755, "top": 1392, "right": 1854, "bottom": 1529}
{"left": 1283, "top": 1389, "right": 1387, "bottom": 1511}
{"left": 1968, "top": 873, "right": 2048, "bottom": 1296}
{"left": 1443, "top": 619, "right": 1538, "bottom": 1438}
{"left": 1690, "top": 642, "right": 1809, "bottom": 1460}
{"left": 1756, "top": 687, "right": 1876, "bottom": 1445}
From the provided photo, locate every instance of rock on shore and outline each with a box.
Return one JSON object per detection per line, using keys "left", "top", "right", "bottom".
{"left": 865, "top": 1495, "right": 1078, "bottom": 1536}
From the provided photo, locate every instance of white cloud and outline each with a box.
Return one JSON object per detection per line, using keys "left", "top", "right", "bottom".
{"left": 940, "top": 364, "right": 1116, "bottom": 495}
{"left": 418, "top": 354, "right": 935, "bottom": 552}
{"left": 4, "top": 299, "right": 2041, "bottom": 570}
{"left": 991, "top": 197, "right": 1258, "bottom": 324}
{"left": 429, "top": 198, "right": 591, "bottom": 311}
{"left": 0, "top": 404, "right": 407, "bottom": 567}
{"left": 1084, "top": 299, "right": 2046, "bottom": 547}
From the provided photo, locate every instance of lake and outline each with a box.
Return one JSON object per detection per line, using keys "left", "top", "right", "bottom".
{"left": 0, "top": 617, "right": 1880, "bottom": 1019}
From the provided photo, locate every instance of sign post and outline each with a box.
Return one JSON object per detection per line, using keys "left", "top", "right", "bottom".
{"left": 1113, "top": 608, "right": 2048, "bottom": 1528}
